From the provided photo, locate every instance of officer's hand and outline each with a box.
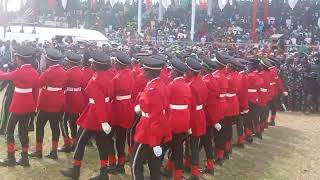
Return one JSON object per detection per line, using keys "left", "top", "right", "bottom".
{"left": 134, "top": 105, "right": 141, "bottom": 114}
{"left": 214, "top": 123, "right": 222, "bottom": 131}
{"left": 101, "top": 122, "right": 112, "bottom": 134}
{"left": 153, "top": 146, "right": 162, "bottom": 157}
{"left": 243, "top": 109, "right": 249, "bottom": 114}
{"left": 283, "top": 92, "right": 288, "bottom": 96}
{"left": 188, "top": 128, "right": 192, "bottom": 135}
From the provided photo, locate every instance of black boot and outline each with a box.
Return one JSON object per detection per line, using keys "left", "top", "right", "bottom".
{"left": 255, "top": 132, "right": 263, "bottom": 140}
{"left": 106, "top": 164, "right": 117, "bottom": 173}
{"left": 29, "top": 151, "right": 42, "bottom": 159}
{"left": 268, "top": 121, "right": 275, "bottom": 126}
{"left": 215, "top": 158, "right": 224, "bottom": 166}
{"left": 246, "top": 136, "right": 253, "bottom": 144}
{"left": 28, "top": 122, "right": 34, "bottom": 132}
{"left": 58, "top": 144, "right": 72, "bottom": 153}
{"left": 237, "top": 143, "right": 245, "bottom": 148}
{"left": 187, "top": 175, "right": 200, "bottom": 180}
{"left": 160, "top": 167, "right": 172, "bottom": 177}
{"left": 17, "top": 152, "right": 30, "bottom": 167}
{"left": 46, "top": 151, "right": 58, "bottom": 160}
{"left": 61, "top": 166, "right": 80, "bottom": 180}
{"left": 0, "top": 152, "right": 16, "bottom": 167}
{"left": 90, "top": 167, "right": 109, "bottom": 180}
{"left": 202, "top": 167, "right": 214, "bottom": 175}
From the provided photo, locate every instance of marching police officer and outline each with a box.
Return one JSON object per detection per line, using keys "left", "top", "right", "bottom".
{"left": 0, "top": 45, "right": 39, "bottom": 167}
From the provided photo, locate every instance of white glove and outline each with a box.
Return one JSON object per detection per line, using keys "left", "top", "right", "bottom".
{"left": 153, "top": 146, "right": 162, "bottom": 157}
{"left": 214, "top": 123, "right": 222, "bottom": 131}
{"left": 101, "top": 122, "right": 112, "bottom": 134}
{"left": 188, "top": 128, "right": 192, "bottom": 135}
{"left": 283, "top": 92, "right": 288, "bottom": 96}
{"left": 134, "top": 105, "right": 141, "bottom": 114}
{"left": 243, "top": 109, "right": 249, "bottom": 114}
{"left": 3, "top": 64, "right": 8, "bottom": 68}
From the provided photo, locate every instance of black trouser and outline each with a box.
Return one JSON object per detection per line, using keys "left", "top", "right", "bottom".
{"left": 201, "top": 126, "right": 214, "bottom": 160}
{"left": 6, "top": 113, "right": 31, "bottom": 153}
{"left": 185, "top": 135, "right": 200, "bottom": 166}
{"left": 131, "top": 143, "right": 161, "bottom": 180}
{"left": 171, "top": 133, "right": 186, "bottom": 170}
{"left": 109, "top": 126, "right": 127, "bottom": 165}
{"left": 247, "top": 103, "right": 260, "bottom": 134}
{"left": 74, "top": 129, "right": 111, "bottom": 162}
{"left": 0, "top": 83, "right": 14, "bottom": 134}
{"left": 237, "top": 114, "right": 245, "bottom": 143}
{"left": 127, "top": 113, "right": 141, "bottom": 156}
{"left": 269, "top": 97, "right": 278, "bottom": 121}
{"left": 60, "top": 112, "right": 79, "bottom": 143}
{"left": 36, "top": 111, "right": 62, "bottom": 151}
{"left": 224, "top": 116, "right": 236, "bottom": 152}
{"left": 259, "top": 106, "right": 269, "bottom": 130}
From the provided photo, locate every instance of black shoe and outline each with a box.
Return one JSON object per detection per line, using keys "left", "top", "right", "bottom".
{"left": 108, "top": 165, "right": 125, "bottom": 175}
{"left": 61, "top": 166, "right": 80, "bottom": 180}
{"left": 90, "top": 167, "right": 109, "bottom": 180}
{"left": 160, "top": 167, "right": 172, "bottom": 177}
{"left": 17, "top": 152, "right": 30, "bottom": 167}
{"left": 106, "top": 164, "right": 117, "bottom": 173}
{"left": 58, "top": 144, "right": 72, "bottom": 153}
{"left": 202, "top": 167, "right": 214, "bottom": 175}
{"left": 224, "top": 152, "right": 230, "bottom": 160}
{"left": 46, "top": 151, "right": 58, "bottom": 160}
{"left": 71, "top": 145, "right": 76, "bottom": 152}
{"left": 0, "top": 153, "right": 16, "bottom": 167}
{"left": 255, "top": 133, "right": 263, "bottom": 140}
{"left": 268, "top": 121, "right": 275, "bottom": 126}
{"left": 215, "top": 158, "right": 224, "bottom": 166}
{"left": 186, "top": 175, "right": 200, "bottom": 180}
{"left": 246, "top": 136, "right": 253, "bottom": 144}
{"left": 86, "top": 140, "right": 93, "bottom": 147}
{"left": 28, "top": 151, "right": 42, "bottom": 159}
{"left": 237, "top": 143, "right": 245, "bottom": 148}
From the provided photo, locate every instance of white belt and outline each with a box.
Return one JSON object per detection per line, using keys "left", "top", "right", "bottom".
{"left": 141, "top": 110, "right": 150, "bottom": 118}
{"left": 170, "top": 104, "right": 188, "bottom": 110}
{"left": 66, "top": 87, "right": 82, "bottom": 92}
{"left": 260, "top": 88, "right": 268, "bottom": 92}
{"left": 196, "top": 104, "right": 203, "bottom": 110}
{"left": 226, "top": 93, "right": 236, "bottom": 97}
{"left": 219, "top": 94, "right": 226, "bottom": 98}
{"left": 270, "top": 82, "right": 276, "bottom": 86}
{"left": 44, "top": 86, "right": 63, "bottom": 92}
{"left": 89, "top": 97, "right": 110, "bottom": 104}
{"left": 14, "top": 87, "right": 32, "bottom": 93}
{"left": 248, "top": 89, "right": 257, "bottom": 93}
{"left": 115, "top": 95, "right": 131, "bottom": 101}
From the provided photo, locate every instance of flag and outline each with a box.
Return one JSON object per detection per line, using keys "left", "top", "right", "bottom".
{"left": 263, "top": 0, "right": 269, "bottom": 24}
{"left": 61, "top": 0, "right": 68, "bottom": 10}
{"left": 181, "top": 0, "right": 190, "bottom": 9}
{"left": 199, "top": 0, "right": 207, "bottom": 10}
{"left": 146, "top": 0, "right": 152, "bottom": 9}
{"left": 288, "top": 0, "right": 298, "bottom": 10}
{"left": 251, "top": 0, "right": 259, "bottom": 42}
{"left": 91, "top": 0, "right": 97, "bottom": 9}
{"left": 218, "top": 0, "right": 227, "bottom": 11}
{"left": 48, "top": 0, "right": 56, "bottom": 9}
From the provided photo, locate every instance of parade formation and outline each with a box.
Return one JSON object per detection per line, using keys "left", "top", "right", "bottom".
{"left": 0, "top": 41, "right": 290, "bottom": 180}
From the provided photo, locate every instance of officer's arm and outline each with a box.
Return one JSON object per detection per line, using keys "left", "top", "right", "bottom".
{"left": 0, "top": 69, "right": 18, "bottom": 80}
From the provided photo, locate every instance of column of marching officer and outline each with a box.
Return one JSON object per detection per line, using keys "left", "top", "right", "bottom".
{"left": 0, "top": 45, "right": 287, "bottom": 180}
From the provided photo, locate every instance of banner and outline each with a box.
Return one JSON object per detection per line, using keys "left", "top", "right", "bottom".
{"left": 263, "top": 0, "right": 269, "bottom": 24}
{"left": 218, "top": 0, "right": 227, "bottom": 11}
{"left": 146, "top": 0, "right": 152, "bottom": 9}
{"left": 251, "top": 0, "right": 259, "bottom": 42}
{"left": 199, "top": 0, "right": 208, "bottom": 10}
{"left": 288, "top": 0, "right": 299, "bottom": 10}
{"left": 61, "top": 0, "right": 68, "bottom": 10}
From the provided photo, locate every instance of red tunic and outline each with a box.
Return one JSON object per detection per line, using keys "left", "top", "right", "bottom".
{"left": 167, "top": 77, "right": 191, "bottom": 133}
{"left": 203, "top": 73, "right": 220, "bottom": 126}
{"left": 160, "top": 65, "right": 172, "bottom": 84}
{"left": 38, "top": 64, "right": 67, "bottom": 112}
{"left": 76, "top": 70, "right": 114, "bottom": 131}
{"left": 111, "top": 68, "right": 135, "bottom": 129}
{"left": 212, "top": 69, "right": 228, "bottom": 122}
{"left": 132, "top": 72, "right": 147, "bottom": 106}
{"left": 134, "top": 77, "right": 171, "bottom": 147}
{"left": 187, "top": 75, "right": 208, "bottom": 137}
{"left": 81, "top": 66, "right": 94, "bottom": 88}
{"left": 225, "top": 69, "right": 241, "bottom": 117}
{"left": 258, "top": 70, "right": 271, "bottom": 107}
{"left": 64, "top": 66, "right": 86, "bottom": 114}
{"left": 247, "top": 71, "right": 263, "bottom": 104}
{"left": 0, "top": 64, "right": 39, "bottom": 114}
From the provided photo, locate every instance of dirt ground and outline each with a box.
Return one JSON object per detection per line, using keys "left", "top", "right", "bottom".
{"left": 0, "top": 112, "right": 319, "bottom": 180}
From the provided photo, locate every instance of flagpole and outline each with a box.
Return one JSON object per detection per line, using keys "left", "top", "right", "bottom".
{"left": 207, "top": 0, "right": 212, "bottom": 17}
{"left": 137, "top": 0, "right": 142, "bottom": 35}
{"left": 190, "top": 0, "right": 195, "bottom": 41}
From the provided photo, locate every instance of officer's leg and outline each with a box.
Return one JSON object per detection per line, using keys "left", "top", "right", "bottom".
{"left": 0, "top": 113, "right": 19, "bottom": 166}
{"left": 28, "top": 112, "right": 36, "bottom": 132}
{"left": 116, "top": 127, "right": 127, "bottom": 168}
{"left": 243, "top": 109, "right": 253, "bottom": 143}
{"left": 148, "top": 147, "right": 161, "bottom": 180}
{"left": 160, "top": 139, "right": 173, "bottom": 177}
{"left": 184, "top": 134, "right": 191, "bottom": 171}
{"left": 61, "top": 129, "right": 92, "bottom": 179}
{"left": 17, "top": 113, "right": 31, "bottom": 166}
{"left": 108, "top": 126, "right": 117, "bottom": 168}
{"left": 69, "top": 114, "right": 79, "bottom": 145}
{"left": 269, "top": 98, "right": 277, "bottom": 125}
{"left": 127, "top": 113, "right": 141, "bottom": 157}
{"left": 47, "top": 112, "right": 61, "bottom": 159}
{"left": 213, "top": 123, "right": 225, "bottom": 165}
{"left": 190, "top": 135, "right": 201, "bottom": 178}
{"left": 201, "top": 127, "right": 215, "bottom": 173}
{"left": 236, "top": 115, "right": 245, "bottom": 147}
{"left": 92, "top": 131, "right": 111, "bottom": 179}
{"left": 59, "top": 113, "right": 72, "bottom": 151}
{"left": 130, "top": 143, "right": 146, "bottom": 180}
{"left": 253, "top": 105, "right": 262, "bottom": 139}
{"left": 224, "top": 117, "right": 233, "bottom": 157}
{"left": 30, "top": 111, "right": 48, "bottom": 158}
